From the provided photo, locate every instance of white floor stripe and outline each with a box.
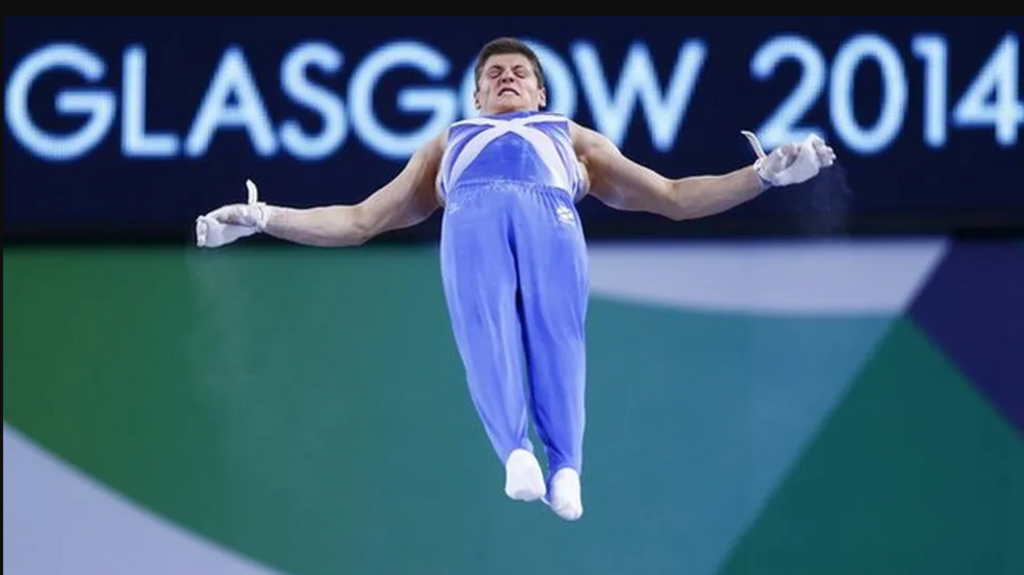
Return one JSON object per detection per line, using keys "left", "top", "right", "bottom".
{"left": 588, "top": 238, "right": 949, "bottom": 314}
{"left": 3, "top": 422, "right": 288, "bottom": 575}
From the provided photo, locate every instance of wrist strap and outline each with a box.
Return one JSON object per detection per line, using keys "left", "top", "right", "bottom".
{"left": 252, "top": 202, "right": 271, "bottom": 231}
{"left": 753, "top": 159, "right": 773, "bottom": 191}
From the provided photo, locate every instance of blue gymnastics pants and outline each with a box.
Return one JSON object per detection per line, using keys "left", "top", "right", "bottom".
{"left": 439, "top": 181, "right": 589, "bottom": 477}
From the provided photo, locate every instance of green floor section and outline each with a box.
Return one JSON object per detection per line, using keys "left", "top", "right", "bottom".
{"left": 5, "top": 246, "right": 1019, "bottom": 575}
{"left": 715, "top": 319, "right": 1024, "bottom": 575}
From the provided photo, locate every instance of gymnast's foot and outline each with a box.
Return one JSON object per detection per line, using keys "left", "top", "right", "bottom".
{"left": 548, "top": 467, "right": 583, "bottom": 521}
{"left": 504, "top": 449, "right": 546, "bottom": 501}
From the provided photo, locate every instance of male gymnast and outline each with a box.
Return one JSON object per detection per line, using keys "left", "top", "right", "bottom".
{"left": 195, "top": 36, "right": 837, "bottom": 522}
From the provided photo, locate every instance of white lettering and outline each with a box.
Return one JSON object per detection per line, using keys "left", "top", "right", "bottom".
{"left": 830, "top": 34, "right": 907, "bottom": 155}
{"left": 123, "top": 45, "right": 179, "bottom": 157}
{"left": 4, "top": 38, "right": 712, "bottom": 161}
{"left": 4, "top": 43, "right": 115, "bottom": 161}
{"left": 750, "top": 35, "right": 827, "bottom": 150}
{"left": 573, "top": 40, "right": 706, "bottom": 150}
{"left": 279, "top": 42, "right": 347, "bottom": 161}
{"left": 185, "top": 46, "right": 277, "bottom": 157}
{"left": 349, "top": 41, "right": 456, "bottom": 159}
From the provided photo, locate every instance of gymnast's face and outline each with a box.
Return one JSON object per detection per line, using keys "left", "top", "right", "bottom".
{"left": 474, "top": 53, "right": 547, "bottom": 116}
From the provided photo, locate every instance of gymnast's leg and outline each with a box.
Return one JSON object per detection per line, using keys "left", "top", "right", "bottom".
{"left": 511, "top": 185, "right": 589, "bottom": 520}
{"left": 439, "top": 185, "right": 545, "bottom": 501}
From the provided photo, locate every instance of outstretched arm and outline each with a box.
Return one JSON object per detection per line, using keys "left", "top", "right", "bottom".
{"left": 571, "top": 123, "right": 833, "bottom": 221}
{"left": 197, "top": 131, "right": 445, "bottom": 248}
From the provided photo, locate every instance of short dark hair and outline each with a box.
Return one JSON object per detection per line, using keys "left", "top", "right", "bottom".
{"left": 473, "top": 37, "right": 546, "bottom": 91}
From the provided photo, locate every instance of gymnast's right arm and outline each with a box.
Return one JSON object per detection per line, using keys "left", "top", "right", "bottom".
{"left": 196, "top": 132, "right": 445, "bottom": 248}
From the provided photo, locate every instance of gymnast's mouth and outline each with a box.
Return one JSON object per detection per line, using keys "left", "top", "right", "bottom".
{"left": 499, "top": 87, "right": 520, "bottom": 96}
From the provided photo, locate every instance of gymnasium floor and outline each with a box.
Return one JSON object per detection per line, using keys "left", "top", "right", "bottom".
{"left": 5, "top": 240, "right": 1022, "bottom": 575}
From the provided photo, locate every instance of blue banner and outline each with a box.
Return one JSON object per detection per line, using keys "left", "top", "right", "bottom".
{"left": 4, "top": 16, "right": 1021, "bottom": 239}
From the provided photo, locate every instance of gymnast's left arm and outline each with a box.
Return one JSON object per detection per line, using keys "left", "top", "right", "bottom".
{"left": 570, "top": 122, "right": 835, "bottom": 221}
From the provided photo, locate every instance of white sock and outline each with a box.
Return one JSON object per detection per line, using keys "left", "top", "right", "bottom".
{"left": 548, "top": 468, "right": 583, "bottom": 521}
{"left": 504, "top": 449, "right": 546, "bottom": 501}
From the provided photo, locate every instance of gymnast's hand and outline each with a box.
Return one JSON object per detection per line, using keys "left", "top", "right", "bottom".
{"left": 741, "top": 131, "right": 836, "bottom": 189}
{"left": 195, "top": 179, "right": 270, "bottom": 248}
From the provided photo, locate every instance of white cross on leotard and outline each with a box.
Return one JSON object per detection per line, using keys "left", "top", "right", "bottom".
{"left": 443, "top": 113, "right": 575, "bottom": 194}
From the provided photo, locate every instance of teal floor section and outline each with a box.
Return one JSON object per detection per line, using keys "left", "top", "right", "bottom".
{"left": 581, "top": 296, "right": 891, "bottom": 575}
{"left": 716, "top": 318, "right": 1024, "bottom": 575}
